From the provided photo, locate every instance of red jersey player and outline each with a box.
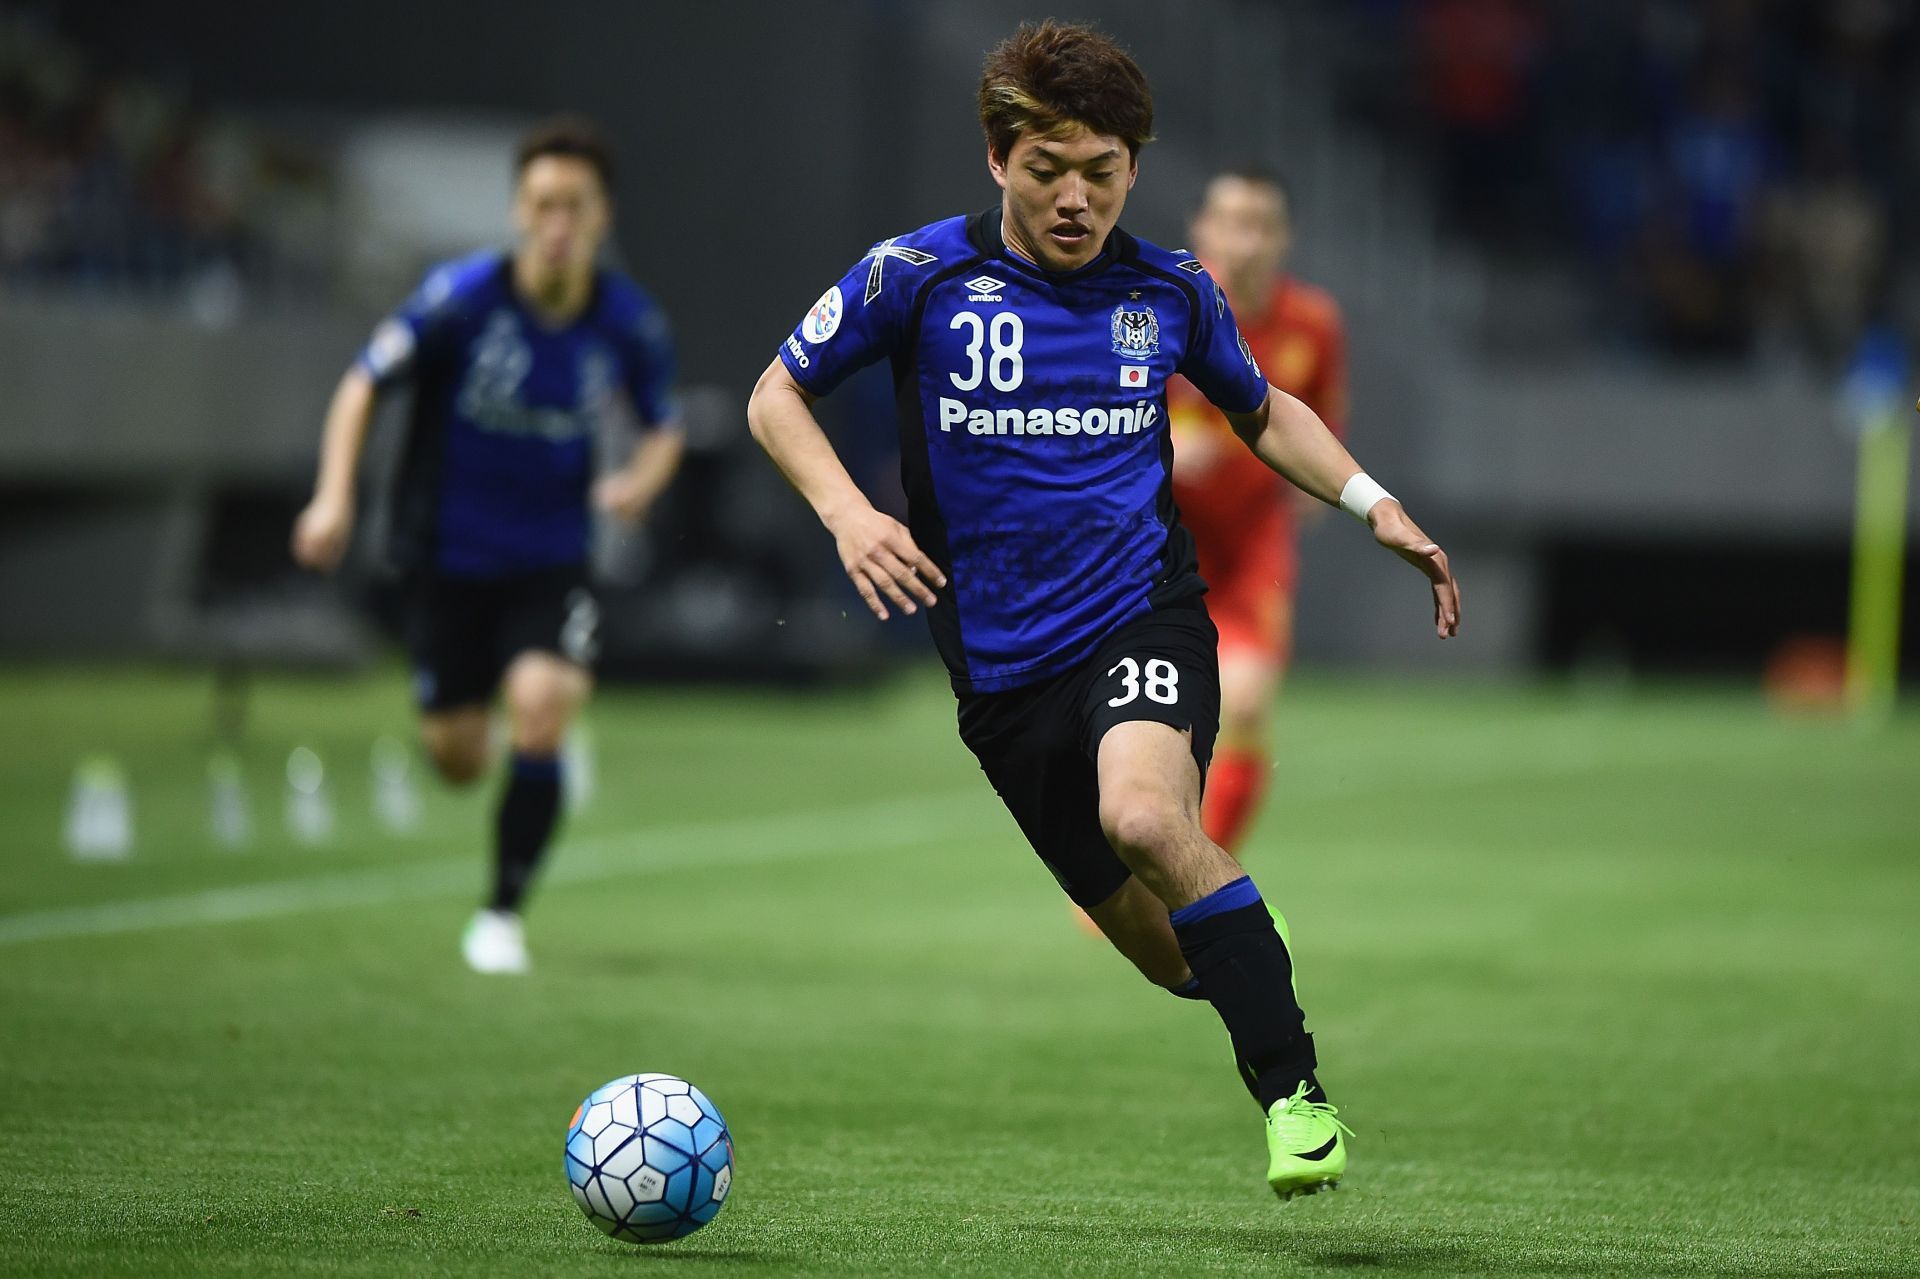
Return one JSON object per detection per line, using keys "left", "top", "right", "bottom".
{"left": 1169, "top": 169, "right": 1349, "bottom": 854}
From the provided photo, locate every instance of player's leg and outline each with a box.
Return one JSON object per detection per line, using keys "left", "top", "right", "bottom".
{"left": 1087, "top": 611, "right": 1346, "bottom": 1198}
{"left": 1200, "top": 532, "right": 1295, "bottom": 854}
{"left": 419, "top": 707, "right": 491, "bottom": 786}
{"left": 406, "top": 574, "right": 499, "bottom": 787}
{"left": 459, "top": 572, "right": 596, "bottom": 974}
{"left": 1205, "top": 629, "right": 1283, "bottom": 854}
{"left": 1081, "top": 876, "right": 1192, "bottom": 990}
{"left": 959, "top": 677, "right": 1194, "bottom": 995}
{"left": 491, "top": 649, "right": 591, "bottom": 916}
{"left": 1096, "top": 720, "right": 1345, "bottom": 1197}
{"left": 485, "top": 572, "right": 597, "bottom": 913}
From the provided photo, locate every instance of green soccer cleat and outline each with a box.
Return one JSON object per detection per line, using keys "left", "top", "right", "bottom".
{"left": 1265, "top": 1081, "right": 1352, "bottom": 1201}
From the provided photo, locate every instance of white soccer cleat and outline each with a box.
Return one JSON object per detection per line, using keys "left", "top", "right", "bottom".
{"left": 462, "top": 909, "right": 530, "bottom": 974}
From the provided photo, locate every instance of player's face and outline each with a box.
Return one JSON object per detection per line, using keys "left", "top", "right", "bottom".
{"left": 1190, "top": 176, "right": 1290, "bottom": 294}
{"left": 989, "top": 126, "right": 1137, "bottom": 273}
{"left": 513, "top": 155, "right": 610, "bottom": 284}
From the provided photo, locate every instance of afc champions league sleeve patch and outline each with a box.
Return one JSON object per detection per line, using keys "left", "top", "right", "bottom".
{"left": 367, "top": 317, "right": 416, "bottom": 376}
{"left": 801, "top": 285, "right": 844, "bottom": 345}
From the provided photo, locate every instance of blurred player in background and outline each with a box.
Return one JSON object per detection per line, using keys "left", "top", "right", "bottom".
{"left": 748, "top": 21, "right": 1457, "bottom": 1199}
{"left": 1170, "top": 169, "right": 1348, "bottom": 854}
{"left": 291, "top": 116, "right": 684, "bottom": 974}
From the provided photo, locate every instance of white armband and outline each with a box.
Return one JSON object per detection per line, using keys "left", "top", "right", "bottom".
{"left": 1338, "top": 473, "right": 1394, "bottom": 522}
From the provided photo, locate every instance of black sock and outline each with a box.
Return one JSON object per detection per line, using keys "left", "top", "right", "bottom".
{"left": 492, "top": 753, "right": 562, "bottom": 914}
{"left": 1170, "top": 875, "right": 1325, "bottom": 1110}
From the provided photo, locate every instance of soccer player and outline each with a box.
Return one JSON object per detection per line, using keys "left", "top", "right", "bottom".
{"left": 746, "top": 22, "right": 1458, "bottom": 1199}
{"left": 1169, "top": 169, "right": 1348, "bottom": 854}
{"left": 291, "top": 116, "right": 683, "bottom": 974}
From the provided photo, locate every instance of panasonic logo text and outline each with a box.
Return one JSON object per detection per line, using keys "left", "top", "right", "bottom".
{"left": 937, "top": 397, "right": 1161, "bottom": 438}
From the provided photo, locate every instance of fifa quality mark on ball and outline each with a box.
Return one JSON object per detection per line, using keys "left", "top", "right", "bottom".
{"left": 565, "top": 1073, "right": 733, "bottom": 1244}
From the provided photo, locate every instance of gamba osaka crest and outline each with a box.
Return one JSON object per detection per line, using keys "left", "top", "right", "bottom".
{"left": 1110, "top": 304, "right": 1161, "bottom": 358}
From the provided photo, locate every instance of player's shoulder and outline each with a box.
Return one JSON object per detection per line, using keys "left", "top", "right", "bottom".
{"left": 1118, "top": 232, "right": 1217, "bottom": 304}
{"left": 833, "top": 215, "right": 973, "bottom": 312}
{"left": 1279, "top": 276, "right": 1344, "bottom": 326}
{"left": 592, "top": 268, "right": 670, "bottom": 339}
{"left": 412, "top": 248, "right": 507, "bottom": 314}
{"left": 870, "top": 214, "right": 973, "bottom": 260}
{"left": 1131, "top": 232, "right": 1208, "bottom": 277}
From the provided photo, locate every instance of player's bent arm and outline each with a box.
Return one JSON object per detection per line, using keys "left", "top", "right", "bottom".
{"left": 746, "top": 358, "right": 945, "bottom": 621}
{"left": 1223, "top": 387, "right": 1461, "bottom": 639}
{"left": 291, "top": 365, "right": 379, "bottom": 573}
{"left": 595, "top": 421, "right": 686, "bottom": 523}
{"left": 1222, "top": 386, "right": 1362, "bottom": 507}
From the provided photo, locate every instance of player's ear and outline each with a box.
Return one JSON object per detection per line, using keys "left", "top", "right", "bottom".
{"left": 1126, "top": 155, "right": 1139, "bottom": 190}
{"left": 987, "top": 144, "right": 1010, "bottom": 190}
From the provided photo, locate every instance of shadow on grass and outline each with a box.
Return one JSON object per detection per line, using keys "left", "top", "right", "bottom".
{"left": 600, "top": 1244, "right": 796, "bottom": 1267}
{"left": 1021, "top": 1219, "right": 1914, "bottom": 1278}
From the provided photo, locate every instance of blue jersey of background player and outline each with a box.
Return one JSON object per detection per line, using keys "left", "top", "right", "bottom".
{"left": 361, "top": 244, "right": 676, "bottom": 580}
{"left": 293, "top": 116, "right": 685, "bottom": 976}
{"left": 748, "top": 22, "right": 1460, "bottom": 1201}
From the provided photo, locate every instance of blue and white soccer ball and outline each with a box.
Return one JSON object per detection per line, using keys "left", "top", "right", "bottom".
{"left": 564, "top": 1073, "right": 734, "bottom": 1243}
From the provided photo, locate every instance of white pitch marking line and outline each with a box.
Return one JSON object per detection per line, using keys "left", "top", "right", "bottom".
{"left": 0, "top": 790, "right": 997, "bottom": 948}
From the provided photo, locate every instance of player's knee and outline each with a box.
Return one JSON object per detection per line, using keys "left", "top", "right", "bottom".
{"left": 422, "top": 729, "right": 487, "bottom": 787}
{"left": 1221, "top": 694, "right": 1265, "bottom": 737}
{"left": 430, "top": 747, "right": 487, "bottom": 788}
{"left": 506, "top": 695, "right": 569, "bottom": 755}
{"left": 1099, "top": 791, "right": 1186, "bottom": 862}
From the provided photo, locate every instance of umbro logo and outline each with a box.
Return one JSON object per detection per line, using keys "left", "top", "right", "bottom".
{"left": 964, "top": 275, "right": 1008, "bottom": 303}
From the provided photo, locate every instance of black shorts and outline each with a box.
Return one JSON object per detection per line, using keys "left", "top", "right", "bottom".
{"left": 956, "top": 601, "right": 1221, "bottom": 909}
{"left": 402, "top": 565, "right": 599, "bottom": 712}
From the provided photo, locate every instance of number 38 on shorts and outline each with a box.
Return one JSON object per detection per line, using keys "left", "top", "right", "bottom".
{"left": 1106, "top": 656, "right": 1181, "bottom": 707}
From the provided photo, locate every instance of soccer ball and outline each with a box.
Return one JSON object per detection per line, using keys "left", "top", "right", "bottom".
{"left": 564, "top": 1073, "right": 734, "bottom": 1243}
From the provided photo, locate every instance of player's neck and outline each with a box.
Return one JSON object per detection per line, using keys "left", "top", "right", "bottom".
{"left": 511, "top": 254, "right": 594, "bottom": 326}
{"left": 1225, "top": 272, "right": 1281, "bottom": 323}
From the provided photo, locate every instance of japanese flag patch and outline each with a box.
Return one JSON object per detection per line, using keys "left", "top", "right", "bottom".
{"left": 1119, "top": 364, "right": 1149, "bottom": 389}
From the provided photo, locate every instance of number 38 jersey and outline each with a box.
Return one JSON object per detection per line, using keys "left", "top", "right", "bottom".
{"left": 778, "top": 209, "right": 1269, "bottom": 694}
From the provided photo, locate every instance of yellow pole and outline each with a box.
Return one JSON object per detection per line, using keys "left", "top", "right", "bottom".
{"left": 1846, "top": 405, "right": 1913, "bottom": 724}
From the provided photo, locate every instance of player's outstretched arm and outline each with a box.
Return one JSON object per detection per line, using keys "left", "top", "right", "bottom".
{"left": 594, "top": 423, "right": 686, "bottom": 524}
{"left": 291, "top": 366, "right": 379, "bottom": 574}
{"left": 1224, "top": 387, "right": 1460, "bottom": 639}
{"left": 746, "top": 358, "right": 946, "bottom": 621}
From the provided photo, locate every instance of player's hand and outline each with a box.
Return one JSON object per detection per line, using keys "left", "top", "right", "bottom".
{"left": 826, "top": 504, "right": 946, "bottom": 621}
{"left": 1367, "top": 500, "right": 1460, "bottom": 638}
{"left": 593, "top": 470, "right": 658, "bottom": 524}
{"left": 291, "top": 492, "right": 354, "bottom": 574}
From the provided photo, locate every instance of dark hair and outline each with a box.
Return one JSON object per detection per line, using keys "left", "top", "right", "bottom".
{"left": 978, "top": 21, "right": 1154, "bottom": 163}
{"left": 514, "top": 114, "right": 615, "bottom": 194}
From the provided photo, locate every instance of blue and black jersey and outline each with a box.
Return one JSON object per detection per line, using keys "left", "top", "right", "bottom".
{"left": 361, "top": 250, "right": 677, "bottom": 579}
{"left": 779, "top": 210, "right": 1269, "bottom": 694}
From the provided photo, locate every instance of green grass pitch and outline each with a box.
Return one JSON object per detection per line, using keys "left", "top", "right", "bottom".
{"left": 1, "top": 664, "right": 1916, "bottom": 1277}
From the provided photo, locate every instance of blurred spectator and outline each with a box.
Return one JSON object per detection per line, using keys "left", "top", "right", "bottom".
{"left": 1640, "top": 59, "right": 1772, "bottom": 357}
{"left": 1339, "top": 0, "right": 1917, "bottom": 367}
{"left": 1763, "top": 128, "right": 1887, "bottom": 371}
{"left": 0, "top": 7, "right": 333, "bottom": 314}
{"left": 1414, "top": 0, "right": 1547, "bottom": 235}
